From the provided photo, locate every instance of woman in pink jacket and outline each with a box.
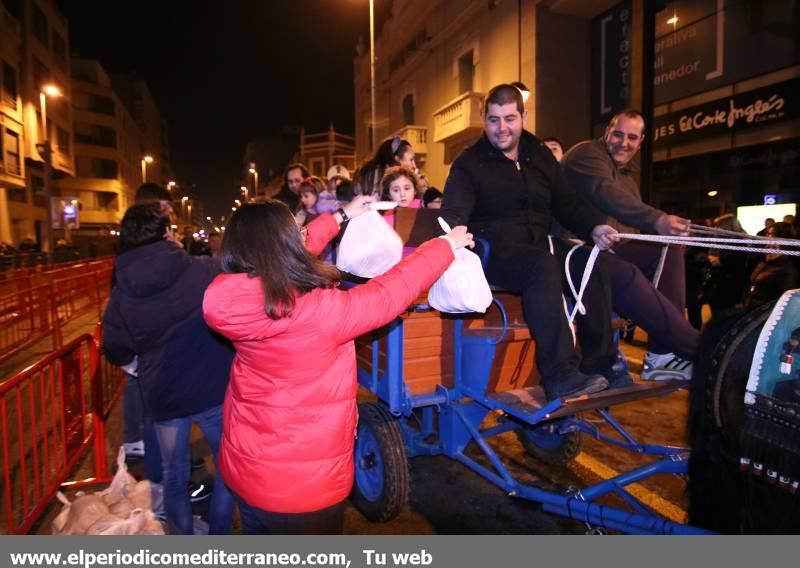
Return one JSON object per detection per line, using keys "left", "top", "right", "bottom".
{"left": 202, "top": 197, "right": 472, "bottom": 534}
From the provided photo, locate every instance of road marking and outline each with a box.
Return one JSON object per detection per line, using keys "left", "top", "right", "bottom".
{"left": 572, "top": 452, "right": 687, "bottom": 524}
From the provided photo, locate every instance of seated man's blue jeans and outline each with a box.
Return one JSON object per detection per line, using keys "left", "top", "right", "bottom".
{"left": 153, "top": 405, "right": 234, "bottom": 534}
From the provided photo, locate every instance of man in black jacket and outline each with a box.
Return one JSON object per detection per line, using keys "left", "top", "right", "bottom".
{"left": 440, "top": 84, "right": 620, "bottom": 401}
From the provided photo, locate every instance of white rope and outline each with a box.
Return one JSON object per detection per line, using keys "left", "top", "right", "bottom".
{"left": 565, "top": 244, "right": 601, "bottom": 324}
{"left": 548, "top": 235, "right": 577, "bottom": 344}
{"left": 652, "top": 245, "right": 669, "bottom": 289}
{"left": 614, "top": 233, "right": 800, "bottom": 257}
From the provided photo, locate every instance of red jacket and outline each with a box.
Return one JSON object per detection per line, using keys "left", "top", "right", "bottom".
{"left": 202, "top": 213, "right": 453, "bottom": 513}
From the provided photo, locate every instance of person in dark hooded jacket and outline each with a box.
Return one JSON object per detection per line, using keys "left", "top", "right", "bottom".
{"left": 102, "top": 203, "right": 234, "bottom": 535}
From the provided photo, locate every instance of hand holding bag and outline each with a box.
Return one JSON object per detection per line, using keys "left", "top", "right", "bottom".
{"left": 427, "top": 218, "right": 493, "bottom": 314}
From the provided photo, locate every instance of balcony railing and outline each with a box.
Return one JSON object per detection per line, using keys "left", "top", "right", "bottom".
{"left": 433, "top": 92, "right": 484, "bottom": 144}
{"left": 391, "top": 125, "right": 427, "bottom": 155}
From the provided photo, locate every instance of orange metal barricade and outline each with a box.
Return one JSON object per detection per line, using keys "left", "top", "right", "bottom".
{"left": 0, "top": 326, "right": 124, "bottom": 535}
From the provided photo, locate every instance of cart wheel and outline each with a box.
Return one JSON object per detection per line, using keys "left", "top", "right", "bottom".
{"left": 351, "top": 402, "right": 409, "bottom": 522}
{"left": 516, "top": 424, "right": 582, "bottom": 466}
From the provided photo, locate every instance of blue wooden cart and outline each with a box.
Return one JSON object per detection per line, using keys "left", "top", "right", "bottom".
{"left": 349, "top": 291, "right": 709, "bottom": 534}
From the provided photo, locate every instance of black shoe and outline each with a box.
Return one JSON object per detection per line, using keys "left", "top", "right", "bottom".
{"left": 190, "top": 457, "right": 205, "bottom": 471}
{"left": 188, "top": 481, "right": 212, "bottom": 503}
{"left": 543, "top": 371, "right": 608, "bottom": 401}
{"left": 604, "top": 369, "right": 634, "bottom": 389}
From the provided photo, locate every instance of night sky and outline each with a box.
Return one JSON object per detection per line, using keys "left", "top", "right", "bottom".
{"left": 58, "top": 0, "right": 389, "bottom": 217}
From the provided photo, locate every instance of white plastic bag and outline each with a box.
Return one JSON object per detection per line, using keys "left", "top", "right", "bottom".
{"left": 427, "top": 218, "right": 492, "bottom": 314}
{"left": 336, "top": 210, "right": 403, "bottom": 278}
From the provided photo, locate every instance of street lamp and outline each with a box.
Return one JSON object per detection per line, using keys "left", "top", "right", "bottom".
{"left": 369, "top": 0, "right": 377, "bottom": 152}
{"left": 241, "top": 185, "right": 248, "bottom": 202}
{"left": 248, "top": 164, "right": 259, "bottom": 197}
{"left": 167, "top": 180, "right": 176, "bottom": 192}
{"left": 38, "top": 83, "right": 62, "bottom": 253}
{"left": 141, "top": 155, "right": 154, "bottom": 183}
{"left": 234, "top": 199, "right": 241, "bottom": 207}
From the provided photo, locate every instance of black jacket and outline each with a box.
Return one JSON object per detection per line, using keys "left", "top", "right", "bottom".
{"left": 102, "top": 240, "right": 234, "bottom": 422}
{"left": 440, "top": 131, "right": 606, "bottom": 250}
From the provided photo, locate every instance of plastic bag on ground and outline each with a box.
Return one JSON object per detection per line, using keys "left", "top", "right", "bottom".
{"left": 127, "top": 479, "right": 164, "bottom": 513}
{"left": 336, "top": 210, "right": 403, "bottom": 278}
{"left": 87, "top": 509, "right": 147, "bottom": 535}
{"left": 53, "top": 492, "right": 110, "bottom": 535}
{"left": 99, "top": 447, "right": 136, "bottom": 506}
{"left": 428, "top": 247, "right": 492, "bottom": 314}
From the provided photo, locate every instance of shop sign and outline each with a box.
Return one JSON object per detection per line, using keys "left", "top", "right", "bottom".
{"left": 592, "top": 0, "right": 632, "bottom": 124}
{"left": 652, "top": 77, "right": 798, "bottom": 149}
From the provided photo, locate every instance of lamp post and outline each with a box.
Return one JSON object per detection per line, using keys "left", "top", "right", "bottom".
{"left": 38, "top": 83, "right": 61, "bottom": 253}
{"left": 241, "top": 185, "right": 248, "bottom": 202}
{"left": 181, "top": 196, "right": 189, "bottom": 227}
{"left": 167, "top": 180, "right": 176, "bottom": 194}
{"left": 369, "top": 0, "right": 376, "bottom": 152}
{"left": 141, "top": 155, "right": 154, "bottom": 183}
{"left": 248, "top": 165, "right": 259, "bottom": 197}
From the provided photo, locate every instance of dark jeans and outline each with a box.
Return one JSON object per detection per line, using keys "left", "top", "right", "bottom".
{"left": 153, "top": 404, "right": 234, "bottom": 535}
{"left": 601, "top": 242, "right": 699, "bottom": 357}
{"left": 236, "top": 497, "right": 344, "bottom": 535}
{"left": 123, "top": 374, "right": 144, "bottom": 443}
{"left": 485, "top": 238, "right": 616, "bottom": 386}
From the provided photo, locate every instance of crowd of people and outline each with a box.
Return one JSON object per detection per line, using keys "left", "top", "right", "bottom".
{"left": 99, "top": 82, "right": 798, "bottom": 535}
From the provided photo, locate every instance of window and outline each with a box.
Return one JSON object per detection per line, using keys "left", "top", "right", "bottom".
{"left": 3, "top": 129, "right": 20, "bottom": 176}
{"left": 72, "top": 93, "right": 114, "bottom": 115}
{"left": 1, "top": 61, "right": 17, "bottom": 108}
{"left": 56, "top": 126, "right": 70, "bottom": 155}
{"left": 7, "top": 188, "right": 26, "bottom": 202}
{"left": 310, "top": 157, "right": 324, "bottom": 176}
{"left": 458, "top": 50, "right": 474, "bottom": 94}
{"left": 2, "top": 0, "right": 21, "bottom": 18}
{"left": 73, "top": 121, "right": 116, "bottom": 148}
{"left": 31, "top": 174, "right": 44, "bottom": 197}
{"left": 52, "top": 31, "right": 67, "bottom": 69}
{"left": 31, "top": 2, "right": 48, "bottom": 47}
{"left": 77, "top": 157, "right": 118, "bottom": 179}
{"left": 402, "top": 94, "right": 415, "bottom": 125}
{"left": 32, "top": 57, "right": 49, "bottom": 91}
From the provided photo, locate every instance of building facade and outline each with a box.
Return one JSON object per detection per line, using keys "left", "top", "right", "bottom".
{"left": 54, "top": 59, "right": 147, "bottom": 251}
{"left": 300, "top": 124, "right": 356, "bottom": 177}
{"left": 354, "top": 0, "right": 799, "bottom": 225}
{"left": 0, "top": 0, "right": 74, "bottom": 248}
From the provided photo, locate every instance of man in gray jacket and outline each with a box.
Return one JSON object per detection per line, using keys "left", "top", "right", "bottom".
{"left": 563, "top": 110, "right": 698, "bottom": 381}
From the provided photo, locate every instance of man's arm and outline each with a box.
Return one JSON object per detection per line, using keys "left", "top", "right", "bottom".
{"left": 550, "top": 161, "right": 608, "bottom": 241}
{"left": 439, "top": 159, "right": 477, "bottom": 230}
{"left": 563, "top": 144, "right": 663, "bottom": 232}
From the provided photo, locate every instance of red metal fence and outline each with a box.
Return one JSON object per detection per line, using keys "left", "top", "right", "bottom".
{"left": 0, "top": 326, "right": 124, "bottom": 534}
{"left": 0, "top": 260, "right": 113, "bottom": 364}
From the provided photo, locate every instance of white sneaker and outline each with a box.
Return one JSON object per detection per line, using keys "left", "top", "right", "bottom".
{"left": 641, "top": 352, "right": 693, "bottom": 381}
{"left": 123, "top": 440, "right": 145, "bottom": 457}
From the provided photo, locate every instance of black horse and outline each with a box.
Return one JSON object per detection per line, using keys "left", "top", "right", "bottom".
{"left": 688, "top": 302, "right": 800, "bottom": 533}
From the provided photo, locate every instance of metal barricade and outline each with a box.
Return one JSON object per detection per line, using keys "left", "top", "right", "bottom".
{"left": 0, "top": 286, "right": 60, "bottom": 365}
{"left": 0, "top": 327, "right": 123, "bottom": 534}
{"left": 0, "top": 258, "right": 114, "bottom": 363}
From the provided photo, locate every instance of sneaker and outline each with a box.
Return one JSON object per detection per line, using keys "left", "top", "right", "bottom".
{"left": 188, "top": 481, "right": 212, "bottom": 503}
{"left": 543, "top": 371, "right": 608, "bottom": 401}
{"left": 641, "top": 352, "right": 693, "bottom": 381}
{"left": 124, "top": 440, "right": 145, "bottom": 458}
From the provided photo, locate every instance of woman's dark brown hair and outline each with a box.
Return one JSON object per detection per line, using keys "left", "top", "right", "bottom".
{"left": 221, "top": 200, "right": 340, "bottom": 319}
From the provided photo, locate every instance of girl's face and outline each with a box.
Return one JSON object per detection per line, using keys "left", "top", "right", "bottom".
{"left": 388, "top": 176, "right": 415, "bottom": 207}
{"left": 300, "top": 191, "right": 318, "bottom": 210}
{"left": 396, "top": 149, "right": 416, "bottom": 170}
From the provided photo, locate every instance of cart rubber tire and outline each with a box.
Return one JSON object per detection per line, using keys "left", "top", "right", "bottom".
{"left": 350, "top": 402, "right": 409, "bottom": 522}
{"left": 516, "top": 426, "right": 582, "bottom": 466}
